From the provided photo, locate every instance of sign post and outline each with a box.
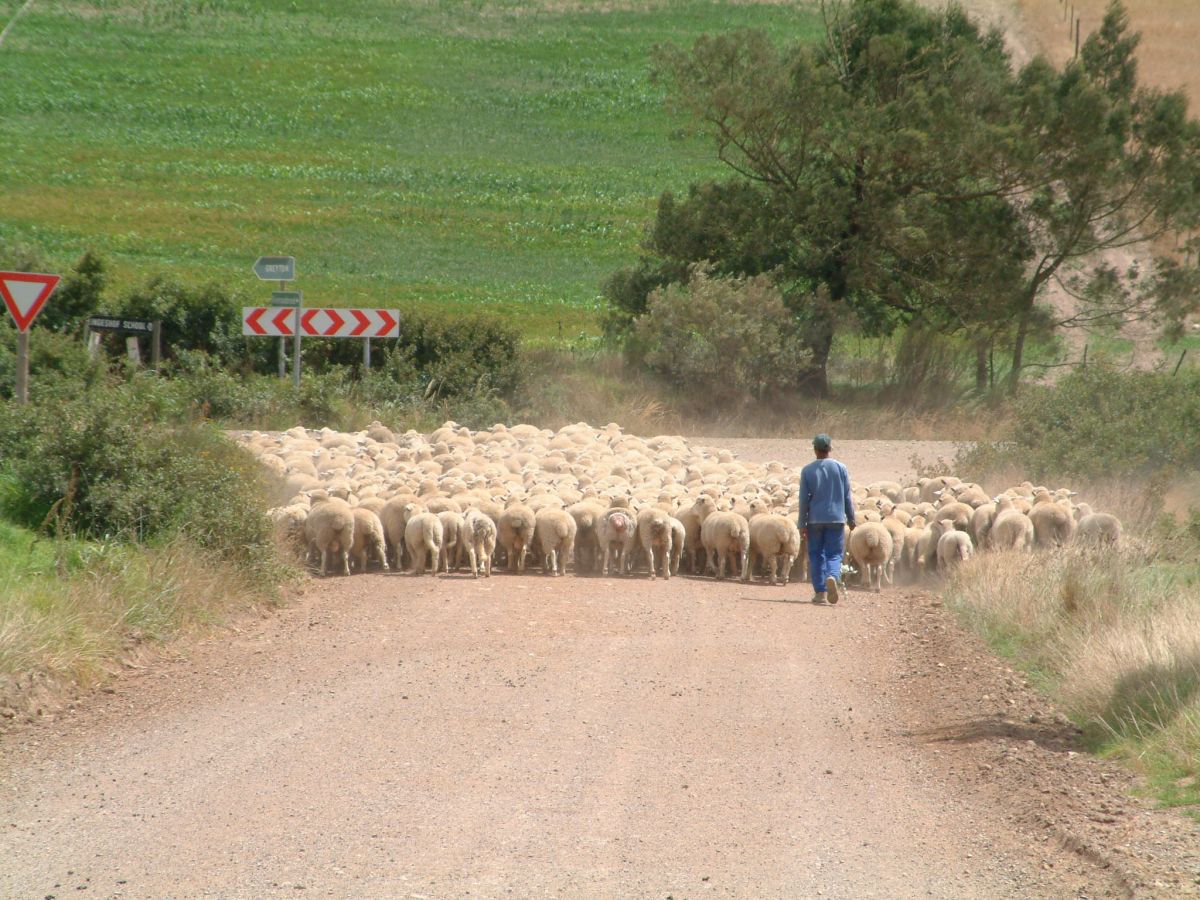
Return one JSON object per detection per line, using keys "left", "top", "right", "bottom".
{"left": 270, "top": 291, "right": 301, "bottom": 380}
{"left": 1, "top": 271, "right": 61, "bottom": 404}
{"left": 86, "top": 316, "right": 162, "bottom": 371}
{"left": 253, "top": 256, "right": 298, "bottom": 385}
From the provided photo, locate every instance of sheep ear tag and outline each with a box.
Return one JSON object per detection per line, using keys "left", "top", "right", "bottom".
{"left": 0, "top": 272, "right": 60, "bottom": 333}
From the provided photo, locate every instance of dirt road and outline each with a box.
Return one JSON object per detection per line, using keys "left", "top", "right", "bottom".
{"left": 3, "top": 437, "right": 1198, "bottom": 898}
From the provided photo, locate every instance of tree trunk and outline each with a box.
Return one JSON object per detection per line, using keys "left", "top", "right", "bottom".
{"left": 1008, "top": 312, "right": 1029, "bottom": 393}
{"left": 800, "top": 324, "right": 834, "bottom": 398}
{"left": 974, "top": 337, "right": 988, "bottom": 392}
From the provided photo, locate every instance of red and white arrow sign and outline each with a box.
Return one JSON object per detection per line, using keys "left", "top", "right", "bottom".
{"left": 241, "top": 307, "right": 298, "bottom": 336}
{"left": 243, "top": 307, "right": 399, "bottom": 338}
{"left": 298, "top": 308, "right": 399, "bottom": 338}
{"left": 0, "top": 271, "right": 60, "bottom": 332}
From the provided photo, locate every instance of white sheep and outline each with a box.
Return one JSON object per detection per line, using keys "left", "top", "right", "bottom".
{"left": 701, "top": 511, "right": 751, "bottom": 581}
{"left": 498, "top": 503, "right": 537, "bottom": 574}
{"left": 748, "top": 514, "right": 801, "bottom": 585}
{"left": 1076, "top": 512, "right": 1122, "bottom": 547}
{"left": 1029, "top": 497, "right": 1077, "bottom": 549}
{"left": 989, "top": 497, "right": 1034, "bottom": 552}
{"left": 635, "top": 506, "right": 673, "bottom": 580}
{"left": 350, "top": 507, "right": 389, "bottom": 574}
{"left": 937, "top": 529, "right": 974, "bottom": 571}
{"left": 462, "top": 508, "right": 498, "bottom": 578}
{"left": 848, "top": 522, "right": 894, "bottom": 592}
{"left": 304, "top": 498, "right": 355, "bottom": 577}
{"left": 535, "top": 506, "right": 578, "bottom": 577}
{"left": 437, "top": 510, "right": 466, "bottom": 573}
{"left": 596, "top": 506, "right": 638, "bottom": 576}
{"left": 405, "top": 512, "right": 444, "bottom": 576}
{"left": 668, "top": 516, "right": 687, "bottom": 576}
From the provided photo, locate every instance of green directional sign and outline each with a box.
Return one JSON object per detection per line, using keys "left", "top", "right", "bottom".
{"left": 253, "top": 256, "right": 295, "bottom": 281}
{"left": 271, "top": 291, "right": 302, "bottom": 307}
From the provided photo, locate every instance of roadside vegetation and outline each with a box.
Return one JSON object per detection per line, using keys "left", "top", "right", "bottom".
{"left": 947, "top": 365, "right": 1200, "bottom": 814}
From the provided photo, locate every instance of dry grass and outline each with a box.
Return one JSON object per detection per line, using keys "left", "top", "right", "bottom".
{"left": 520, "top": 349, "right": 1008, "bottom": 440}
{"left": 1018, "top": 0, "right": 1200, "bottom": 103}
{"left": 0, "top": 535, "right": 283, "bottom": 715}
{"left": 946, "top": 543, "right": 1200, "bottom": 806}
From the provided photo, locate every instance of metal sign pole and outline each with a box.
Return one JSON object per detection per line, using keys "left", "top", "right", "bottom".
{"left": 15, "top": 329, "right": 28, "bottom": 404}
{"left": 292, "top": 306, "right": 301, "bottom": 388}
{"left": 278, "top": 279, "right": 286, "bottom": 379}
{"left": 364, "top": 336, "right": 371, "bottom": 370}
{"left": 152, "top": 321, "right": 161, "bottom": 372}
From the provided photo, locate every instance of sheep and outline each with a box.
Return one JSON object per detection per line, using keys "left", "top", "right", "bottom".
{"left": 668, "top": 516, "right": 687, "bottom": 576}
{"left": 1029, "top": 500, "right": 1077, "bottom": 549}
{"left": 498, "top": 503, "right": 537, "bottom": 574}
{"left": 304, "top": 498, "right": 355, "bottom": 577}
{"left": 437, "top": 510, "right": 465, "bottom": 573}
{"left": 379, "top": 496, "right": 422, "bottom": 569}
{"left": 535, "top": 507, "right": 578, "bottom": 577}
{"left": 901, "top": 525, "right": 925, "bottom": 581}
{"left": 848, "top": 522, "right": 894, "bottom": 592}
{"left": 462, "top": 508, "right": 498, "bottom": 578}
{"left": 937, "top": 529, "right": 974, "bottom": 571}
{"left": 916, "top": 519, "right": 949, "bottom": 578}
{"left": 880, "top": 516, "right": 907, "bottom": 583}
{"left": 970, "top": 502, "right": 997, "bottom": 549}
{"left": 989, "top": 497, "right": 1034, "bottom": 552}
{"left": 405, "top": 511, "right": 444, "bottom": 575}
{"left": 748, "top": 514, "right": 802, "bottom": 585}
{"left": 350, "top": 507, "right": 389, "bottom": 573}
{"left": 566, "top": 500, "right": 606, "bottom": 574}
{"left": 933, "top": 502, "right": 974, "bottom": 533}
{"left": 701, "top": 511, "right": 751, "bottom": 581}
{"left": 596, "top": 506, "right": 638, "bottom": 576}
{"left": 1076, "top": 512, "right": 1122, "bottom": 547}
{"left": 635, "top": 506, "right": 673, "bottom": 580}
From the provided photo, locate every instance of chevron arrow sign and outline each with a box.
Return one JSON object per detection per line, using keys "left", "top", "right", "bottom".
{"left": 298, "top": 308, "right": 399, "bottom": 338}
{"left": 242, "top": 307, "right": 299, "bottom": 336}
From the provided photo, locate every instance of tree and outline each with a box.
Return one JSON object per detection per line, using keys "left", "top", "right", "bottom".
{"left": 611, "top": 0, "right": 1200, "bottom": 395}
{"left": 609, "top": 0, "right": 1028, "bottom": 395}
{"left": 37, "top": 251, "right": 106, "bottom": 335}
{"left": 1000, "top": 2, "right": 1200, "bottom": 386}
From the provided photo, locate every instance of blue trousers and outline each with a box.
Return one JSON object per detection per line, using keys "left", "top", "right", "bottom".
{"left": 807, "top": 523, "right": 845, "bottom": 593}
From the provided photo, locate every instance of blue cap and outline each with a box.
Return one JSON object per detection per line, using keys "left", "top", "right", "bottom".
{"left": 813, "top": 433, "right": 832, "bottom": 451}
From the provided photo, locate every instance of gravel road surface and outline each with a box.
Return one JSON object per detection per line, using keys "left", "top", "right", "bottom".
{"left": 3, "top": 437, "right": 1197, "bottom": 898}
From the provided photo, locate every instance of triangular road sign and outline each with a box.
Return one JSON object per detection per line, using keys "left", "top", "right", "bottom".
{"left": 0, "top": 271, "right": 60, "bottom": 332}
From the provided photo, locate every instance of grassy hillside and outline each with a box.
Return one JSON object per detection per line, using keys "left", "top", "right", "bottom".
{"left": 0, "top": 0, "right": 822, "bottom": 340}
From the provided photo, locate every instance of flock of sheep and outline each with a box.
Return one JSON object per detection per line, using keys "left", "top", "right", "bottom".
{"left": 240, "top": 421, "right": 1123, "bottom": 590}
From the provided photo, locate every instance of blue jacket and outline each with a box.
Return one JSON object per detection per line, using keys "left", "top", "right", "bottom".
{"left": 797, "top": 458, "right": 856, "bottom": 528}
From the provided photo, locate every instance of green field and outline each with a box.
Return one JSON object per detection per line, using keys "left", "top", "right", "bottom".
{"left": 0, "top": 0, "right": 822, "bottom": 339}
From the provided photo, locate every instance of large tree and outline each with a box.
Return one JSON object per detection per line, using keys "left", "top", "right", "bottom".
{"left": 999, "top": 2, "right": 1200, "bottom": 385}
{"left": 609, "top": 0, "right": 1200, "bottom": 394}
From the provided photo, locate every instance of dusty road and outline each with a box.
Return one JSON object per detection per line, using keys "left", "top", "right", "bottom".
{"left": 2, "top": 437, "right": 1197, "bottom": 898}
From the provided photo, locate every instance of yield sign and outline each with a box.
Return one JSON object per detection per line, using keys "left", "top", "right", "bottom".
{"left": 0, "top": 271, "right": 60, "bottom": 332}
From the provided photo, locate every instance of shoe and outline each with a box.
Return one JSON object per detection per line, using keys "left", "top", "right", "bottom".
{"left": 812, "top": 592, "right": 827, "bottom": 604}
{"left": 826, "top": 575, "right": 839, "bottom": 605}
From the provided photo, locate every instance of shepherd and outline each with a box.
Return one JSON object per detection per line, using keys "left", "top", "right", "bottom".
{"left": 797, "top": 433, "right": 856, "bottom": 604}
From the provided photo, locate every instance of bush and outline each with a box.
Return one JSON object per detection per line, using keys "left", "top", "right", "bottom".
{"left": 396, "top": 308, "right": 522, "bottom": 400}
{"left": 0, "top": 382, "right": 275, "bottom": 569}
{"left": 629, "top": 266, "right": 811, "bottom": 405}
{"left": 116, "top": 274, "right": 245, "bottom": 365}
{"left": 0, "top": 320, "right": 108, "bottom": 400}
{"left": 961, "top": 364, "right": 1200, "bottom": 481}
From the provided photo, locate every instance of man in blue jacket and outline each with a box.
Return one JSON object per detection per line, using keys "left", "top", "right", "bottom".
{"left": 797, "top": 433, "right": 856, "bottom": 604}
